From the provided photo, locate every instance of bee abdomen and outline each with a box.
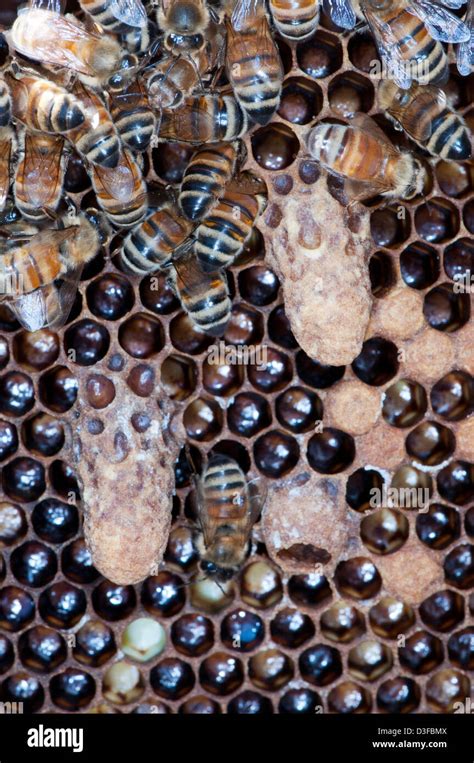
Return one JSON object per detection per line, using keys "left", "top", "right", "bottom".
{"left": 120, "top": 207, "right": 192, "bottom": 274}
{"left": 269, "top": 0, "right": 319, "bottom": 40}
{"left": 220, "top": 96, "right": 249, "bottom": 141}
{"left": 79, "top": 0, "right": 129, "bottom": 31}
{"left": 196, "top": 191, "right": 259, "bottom": 272}
{"left": 113, "top": 109, "right": 156, "bottom": 152}
{"left": 429, "top": 110, "right": 472, "bottom": 161}
{"left": 179, "top": 143, "right": 237, "bottom": 222}
{"left": 74, "top": 123, "right": 121, "bottom": 168}
{"left": 34, "top": 88, "right": 85, "bottom": 133}
{"left": 177, "top": 270, "right": 231, "bottom": 336}
{"left": 0, "top": 80, "right": 11, "bottom": 127}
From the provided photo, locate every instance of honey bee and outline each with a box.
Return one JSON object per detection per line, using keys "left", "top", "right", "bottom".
{"left": 108, "top": 74, "right": 157, "bottom": 152}
{"left": 8, "top": 1, "right": 125, "bottom": 87}
{"left": 14, "top": 130, "right": 67, "bottom": 221}
{"left": 194, "top": 454, "right": 262, "bottom": 582}
{"left": 0, "top": 77, "right": 11, "bottom": 128}
{"left": 5, "top": 70, "right": 86, "bottom": 134}
{"left": 269, "top": 0, "right": 320, "bottom": 40}
{"left": 155, "top": 0, "right": 212, "bottom": 56}
{"left": 225, "top": 0, "right": 283, "bottom": 125}
{"left": 119, "top": 202, "right": 194, "bottom": 273}
{"left": 354, "top": 0, "right": 469, "bottom": 88}
{"left": 306, "top": 113, "right": 426, "bottom": 200}
{"left": 0, "top": 214, "right": 101, "bottom": 331}
{"left": 120, "top": 18, "right": 156, "bottom": 53}
{"left": 457, "top": 0, "right": 474, "bottom": 75}
{"left": 67, "top": 82, "right": 121, "bottom": 168}
{"left": 78, "top": 0, "right": 148, "bottom": 32}
{"left": 158, "top": 93, "right": 248, "bottom": 143}
{"left": 179, "top": 142, "right": 238, "bottom": 222}
{"left": 196, "top": 181, "right": 266, "bottom": 272}
{"left": 89, "top": 148, "right": 148, "bottom": 227}
{"left": 0, "top": 126, "right": 15, "bottom": 213}
{"left": 378, "top": 79, "right": 472, "bottom": 161}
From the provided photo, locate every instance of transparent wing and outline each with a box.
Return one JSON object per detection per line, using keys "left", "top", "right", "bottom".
{"left": 457, "top": 0, "right": 474, "bottom": 74}
{"left": 109, "top": 0, "right": 148, "bottom": 27}
{"left": 29, "top": 0, "right": 66, "bottom": 11}
{"left": 388, "top": 89, "right": 446, "bottom": 141}
{"left": 407, "top": 0, "right": 470, "bottom": 42}
{"left": 23, "top": 134, "right": 64, "bottom": 207}
{"left": 8, "top": 290, "right": 50, "bottom": 332}
{"left": 323, "top": 0, "right": 357, "bottom": 29}
{"left": 91, "top": 157, "right": 135, "bottom": 201}
{"left": 363, "top": 6, "right": 412, "bottom": 87}
{"left": 435, "top": 0, "right": 467, "bottom": 7}
{"left": 231, "top": 0, "right": 262, "bottom": 29}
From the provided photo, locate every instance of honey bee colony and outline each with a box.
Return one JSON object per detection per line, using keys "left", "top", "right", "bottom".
{"left": 0, "top": 0, "right": 471, "bottom": 716}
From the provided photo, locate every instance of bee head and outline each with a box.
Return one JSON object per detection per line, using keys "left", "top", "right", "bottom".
{"left": 200, "top": 558, "right": 236, "bottom": 582}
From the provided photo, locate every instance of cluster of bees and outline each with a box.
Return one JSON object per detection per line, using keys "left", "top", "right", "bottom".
{"left": 0, "top": 0, "right": 473, "bottom": 582}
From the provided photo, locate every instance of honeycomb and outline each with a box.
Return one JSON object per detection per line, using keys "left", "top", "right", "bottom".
{"left": 0, "top": 0, "right": 473, "bottom": 715}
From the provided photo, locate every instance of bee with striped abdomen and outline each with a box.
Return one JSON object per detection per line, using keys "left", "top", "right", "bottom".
{"left": 307, "top": 112, "right": 426, "bottom": 201}
{"left": 108, "top": 74, "right": 157, "bottom": 152}
{"left": 194, "top": 454, "right": 263, "bottom": 582}
{"left": 225, "top": 0, "right": 283, "bottom": 125}
{"left": 14, "top": 130, "right": 66, "bottom": 221}
{"left": 0, "top": 77, "right": 11, "bottom": 128}
{"left": 89, "top": 148, "right": 148, "bottom": 228}
{"left": 378, "top": 79, "right": 472, "bottom": 161}
{"left": 78, "top": 0, "right": 148, "bottom": 33}
{"left": 179, "top": 141, "right": 238, "bottom": 222}
{"left": 269, "top": 0, "right": 320, "bottom": 40}
{"left": 158, "top": 93, "right": 248, "bottom": 143}
{"left": 5, "top": 69, "right": 86, "bottom": 134}
{"left": 67, "top": 81, "right": 121, "bottom": 168}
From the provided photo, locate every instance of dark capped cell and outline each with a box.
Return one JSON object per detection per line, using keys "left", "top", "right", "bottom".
{"left": 161, "top": 355, "right": 197, "bottom": 401}
{"left": 299, "top": 643, "right": 342, "bottom": 687}
{"left": 21, "top": 413, "right": 65, "bottom": 457}
{"left": 405, "top": 420, "right": 456, "bottom": 466}
{"left": 227, "top": 392, "right": 272, "bottom": 437}
{"left": 18, "top": 626, "right": 67, "bottom": 673}
{"left": 221, "top": 609, "right": 265, "bottom": 652}
{"left": 376, "top": 677, "right": 420, "bottom": 713}
{"left": 437, "top": 461, "right": 474, "bottom": 505}
{"left": 254, "top": 429, "right": 299, "bottom": 477}
{"left": 278, "top": 77, "right": 323, "bottom": 124}
{"left": 464, "top": 197, "right": 474, "bottom": 233}
{"left": 247, "top": 347, "right": 292, "bottom": 393}
{"left": 38, "top": 366, "right": 78, "bottom": 412}
{"left": 0, "top": 586, "right": 35, "bottom": 632}
{"left": 348, "top": 640, "right": 393, "bottom": 681}
{"left": 398, "top": 630, "right": 444, "bottom": 675}
{"left": 419, "top": 589, "right": 465, "bottom": 632}
{"left": 351, "top": 337, "right": 399, "bottom": 386}
{"left": 248, "top": 649, "right": 294, "bottom": 691}
{"left": 327, "top": 681, "right": 372, "bottom": 713}
{"left": 169, "top": 313, "right": 214, "bottom": 355}
{"left": 320, "top": 602, "right": 365, "bottom": 643}
{"left": 62, "top": 539, "right": 100, "bottom": 584}
{"left": 423, "top": 282, "right": 470, "bottom": 332}
{"left": 118, "top": 313, "right": 164, "bottom": 358}
{"left": 335, "top": 557, "right": 381, "bottom": 600}
{"left": 39, "top": 582, "right": 86, "bottom": 628}
{"left": 328, "top": 72, "right": 374, "bottom": 118}
{"left": 251, "top": 124, "right": 300, "bottom": 171}
{"left": 382, "top": 379, "right": 427, "bottom": 428}
{"left": 0, "top": 336, "right": 9, "bottom": 369}
{"left": 165, "top": 525, "right": 198, "bottom": 572}
{"left": 86, "top": 273, "right": 135, "bottom": 320}
{"left": 64, "top": 320, "right": 110, "bottom": 365}
{"left": 425, "top": 669, "right": 470, "bottom": 713}
{"left": 199, "top": 652, "right": 244, "bottom": 696}
{"left": 179, "top": 695, "right": 222, "bottom": 714}
{"left": 267, "top": 304, "right": 298, "bottom": 349}
{"left": 141, "top": 572, "right": 185, "bottom": 617}
{"left": 431, "top": 370, "right": 474, "bottom": 421}
{"left": 183, "top": 397, "right": 223, "bottom": 441}
{"left": 307, "top": 428, "right": 355, "bottom": 474}
{"left": 345, "top": 467, "right": 384, "bottom": 512}
{"left": 171, "top": 614, "right": 214, "bottom": 657}
{"left": 92, "top": 581, "right": 137, "bottom": 621}
{"left": 202, "top": 355, "right": 244, "bottom": 397}
{"left": 416, "top": 503, "right": 460, "bottom": 550}
{"left": 0, "top": 372, "right": 35, "bottom": 416}
{"left": 10, "top": 541, "right": 56, "bottom": 587}
{"left": 288, "top": 573, "right": 332, "bottom": 608}
{"left": 270, "top": 607, "right": 315, "bottom": 648}
{"left": 369, "top": 597, "right": 415, "bottom": 639}
{"left": 50, "top": 668, "right": 96, "bottom": 711}
{"left": 360, "top": 508, "right": 409, "bottom": 555}
{"left": 444, "top": 238, "right": 474, "bottom": 283}
{"left": 298, "top": 159, "right": 320, "bottom": 185}
{"left": 238, "top": 266, "right": 280, "bottom": 306}
{"left": 0, "top": 419, "right": 18, "bottom": 461}
{"left": 279, "top": 688, "right": 322, "bottom": 714}
{"left": 240, "top": 561, "right": 283, "bottom": 609}
{"left": 152, "top": 142, "right": 193, "bottom": 184}
{"left": 139, "top": 273, "right": 180, "bottom": 315}
{"left": 414, "top": 199, "right": 460, "bottom": 243}
{"left": 73, "top": 620, "right": 117, "bottom": 667}
{"left": 0, "top": 501, "right": 27, "bottom": 546}
{"left": 0, "top": 634, "right": 14, "bottom": 674}
{"left": 31, "top": 498, "right": 79, "bottom": 545}
{"left": 444, "top": 543, "right": 474, "bottom": 589}
{"left": 85, "top": 374, "right": 116, "bottom": 408}
{"left": 13, "top": 330, "right": 60, "bottom": 371}
{"left": 391, "top": 465, "right": 433, "bottom": 508}
{"left": 436, "top": 161, "right": 471, "bottom": 197}
{"left": 49, "top": 460, "right": 79, "bottom": 501}
{"left": 227, "top": 690, "right": 273, "bottom": 715}
{"left": 370, "top": 207, "right": 410, "bottom": 249}
{"left": 210, "top": 440, "right": 251, "bottom": 474}
{"left": 2, "top": 672, "right": 45, "bottom": 713}
{"left": 224, "top": 303, "right": 265, "bottom": 347}
{"left": 448, "top": 627, "right": 474, "bottom": 670}
{"left": 297, "top": 30, "right": 343, "bottom": 78}
{"left": 348, "top": 30, "right": 379, "bottom": 72}
{"left": 275, "top": 386, "right": 323, "bottom": 433}
{"left": 399, "top": 242, "right": 440, "bottom": 289}
{"left": 296, "top": 350, "right": 345, "bottom": 389}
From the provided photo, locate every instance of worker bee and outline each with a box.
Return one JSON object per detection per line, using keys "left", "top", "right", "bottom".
{"left": 0, "top": 214, "right": 101, "bottom": 331}
{"left": 67, "top": 82, "right": 121, "bottom": 168}
{"left": 0, "top": 126, "right": 15, "bottom": 213}
{"left": 159, "top": 93, "right": 248, "bottom": 143}
{"left": 179, "top": 142, "right": 238, "bottom": 222}
{"left": 194, "top": 454, "right": 262, "bottom": 582}
{"left": 345, "top": 0, "right": 470, "bottom": 88}
{"left": 5, "top": 70, "right": 86, "bottom": 134}
{"left": 89, "top": 148, "right": 148, "bottom": 228}
{"left": 8, "top": 1, "right": 125, "bottom": 87}
{"left": 268, "top": 0, "right": 320, "bottom": 40}
{"left": 168, "top": 251, "right": 232, "bottom": 335}
{"left": 457, "top": 0, "right": 474, "bottom": 75}
{"left": 108, "top": 74, "right": 157, "bottom": 152}
{"left": 78, "top": 0, "right": 148, "bottom": 33}
{"left": 306, "top": 113, "right": 426, "bottom": 201}
{"left": 225, "top": 0, "right": 283, "bottom": 125}
{"left": 119, "top": 202, "right": 194, "bottom": 274}
{"left": 195, "top": 179, "right": 266, "bottom": 272}
{"left": 155, "top": 0, "right": 212, "bottom": 55}
{"left": 14, "top": 130, "right": 67, "bottom": 221}
{"left": 378, "top": 79, "right": 472, "bottom": 161}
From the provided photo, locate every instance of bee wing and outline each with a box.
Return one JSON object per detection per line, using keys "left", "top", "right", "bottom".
{"left": 323, "top": 0, "right": 357, "bottom": 29}
{"left": 109, "top": 0, "right": 148, "bottom": 27}
{"left": 0, "top": 134, "right": 13, "bottom": 211}
{"left": 22, "top": 134, "right": 64, "bottom": 206}
{"left": 91, "top": 153, "right": 137, "bottom": 200}
{"left": 8, "top": 290, "right": 50, "bottom": 332}
{"left": 45, "top": 268, "right": 83, "bottom": 328}
{"left": 247, "top": 476, "right": 266, "bottom": 521}
{"left": 231, "top": 0, "right": 263, "bottom": 29}
{"left": 434, "top": 0, "right": 468, "bottom": 7}
{"left": 29, "top": 0, "right": 66, "bottom": 11}
{"left": 407, "top": 0, "right": 470, "bottom": 42}
{"left": 342, "top": 177, "right": 394, "bottom": 201}
{"left": 362, "top": 5, "right": 412, "bottom": 87}
{"left": 351, "top": 112, "right": 401, "bottom": 155}
{"left": 388, "top": 89, "right": 446, "bottom": 142}
{"left": 457, "top": 1, "right": 474, "bottom": 74}
{"left": 172, "top": 254, "right": 215, "bottom": 298}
